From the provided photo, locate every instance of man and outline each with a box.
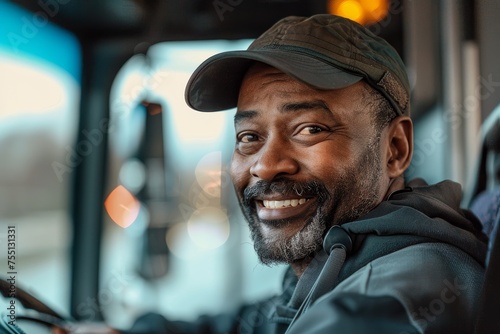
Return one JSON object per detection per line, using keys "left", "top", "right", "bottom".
{"left": 124, "top": 14, "right": 487, "bottom": 333}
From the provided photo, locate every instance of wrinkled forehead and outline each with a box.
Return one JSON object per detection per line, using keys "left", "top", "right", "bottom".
{"left": 239, "top": 62, "right": 372, "bottom": 103}
{"left": 240, "top": 62, "right": 297, "bottom": 89}
{"left": 238, "top": 62, "right": 337, "bottom": 100}
{"left": 238, "top": 65, "right": 323, "bottom": 111}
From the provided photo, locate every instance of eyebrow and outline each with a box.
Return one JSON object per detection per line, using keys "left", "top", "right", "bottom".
{"left": 234, "top": 100, "right": 332, "bottom": 126}
{"left": 234, "top": 110, "right": 258, "bottom": 125}
{"left": 280, "top": 100, "right": 331, "bottom": 115}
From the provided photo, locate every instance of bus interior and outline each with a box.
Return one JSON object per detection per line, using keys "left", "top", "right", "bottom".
{"left": 0, "top": 0, "right": 499, "bottom": 332}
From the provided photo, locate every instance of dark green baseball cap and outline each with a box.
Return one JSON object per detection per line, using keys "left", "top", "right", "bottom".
{"left": 185, "top": 14, "right": 410, "bottom": 116}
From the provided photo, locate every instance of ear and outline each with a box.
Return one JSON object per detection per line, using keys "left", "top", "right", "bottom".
{"left": 384, "top": 116, "right": 413, "bottom": 178}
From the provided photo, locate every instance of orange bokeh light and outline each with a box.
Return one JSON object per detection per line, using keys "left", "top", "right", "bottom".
{"left": 104, "top": 185, "right": 140, "bottom": 228}
{"left": 328, "top": 0, "right": 389, "bottom": 26}
{"left": 334, "top": 0, "right": 364, "bottom": 24}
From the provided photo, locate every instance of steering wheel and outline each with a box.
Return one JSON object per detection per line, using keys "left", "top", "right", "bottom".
{"left": 0, "top": 278, "right": 119, "bottom": 334}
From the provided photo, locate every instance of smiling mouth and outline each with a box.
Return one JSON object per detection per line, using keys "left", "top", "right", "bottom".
{"left": 262, "top": 198, "right": 310, "bottom": 209}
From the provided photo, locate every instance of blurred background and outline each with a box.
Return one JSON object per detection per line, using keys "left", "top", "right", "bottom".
{"left": 0, "top": 0, "right": 499, "bottom": 330}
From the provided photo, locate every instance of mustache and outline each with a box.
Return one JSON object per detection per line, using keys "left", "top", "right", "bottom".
{"left": 243, "top": 179, "right": 329, "bottom": 207}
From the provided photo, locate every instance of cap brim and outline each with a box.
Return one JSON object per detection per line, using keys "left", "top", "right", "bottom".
{"left": 185, "top": 49, "right": 363, "bottom": 112}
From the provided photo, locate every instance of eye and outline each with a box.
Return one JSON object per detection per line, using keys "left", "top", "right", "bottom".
{"left": 235, "top": 132, "right": 261, "bottom": 155}
{"left": 297, "top": 125, "right": 325, "bottom": 135}
{"left": 237, "top": 132, "right": 259, "bottom": 143}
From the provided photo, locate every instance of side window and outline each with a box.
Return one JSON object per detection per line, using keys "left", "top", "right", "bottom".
{"left": 0, "top": 2, "right": 81, "bottom": 311}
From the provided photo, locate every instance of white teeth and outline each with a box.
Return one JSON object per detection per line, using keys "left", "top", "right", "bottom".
{"left": 263, "top": 198, "right": 309, "bottom": 209}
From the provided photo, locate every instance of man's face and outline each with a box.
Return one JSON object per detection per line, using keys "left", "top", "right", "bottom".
{"left": 230, "top": 64, "right": 388, "bottom": 265}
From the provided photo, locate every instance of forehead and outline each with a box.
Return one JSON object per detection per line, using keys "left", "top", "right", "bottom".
{"left": 237, "top": 63, "right": 372, "bottom": 116}
{"left": 239, "top": 63, "right": 311, "bottom": 94}
{"left": 243, "top": 62, "right": 289, "bottom": 79}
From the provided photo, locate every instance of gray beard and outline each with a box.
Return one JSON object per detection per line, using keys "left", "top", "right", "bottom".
{"left": 239, "top": 137, "right": 383, "bottom": 266}
{"left": 249, "top": 207, "right": 327, "bottom": 265}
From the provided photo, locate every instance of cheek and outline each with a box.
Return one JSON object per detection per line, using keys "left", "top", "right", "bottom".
{"left": 229, "top": 154, "right": 250, "bottom": 193}
{"left": 301, "top": 142, "right": 354, "bottom": 174}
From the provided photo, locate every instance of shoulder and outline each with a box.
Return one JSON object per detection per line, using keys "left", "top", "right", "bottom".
{"left": 347, "top": 242, "right": 484, "bottom": 293}
{"left": 331, "top": 242, "right": 484, "bottom": 332}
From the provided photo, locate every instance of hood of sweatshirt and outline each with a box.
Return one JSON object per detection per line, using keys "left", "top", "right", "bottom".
{"left": 275, "top": 179, "right": 488, "bottom": 321}
{"left": 342, "top": 179, "right": 487, "bottom": 264}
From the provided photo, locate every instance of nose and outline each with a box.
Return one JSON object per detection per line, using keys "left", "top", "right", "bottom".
{"left": 249, "top": 137, "right": 300, "bottom": 181}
